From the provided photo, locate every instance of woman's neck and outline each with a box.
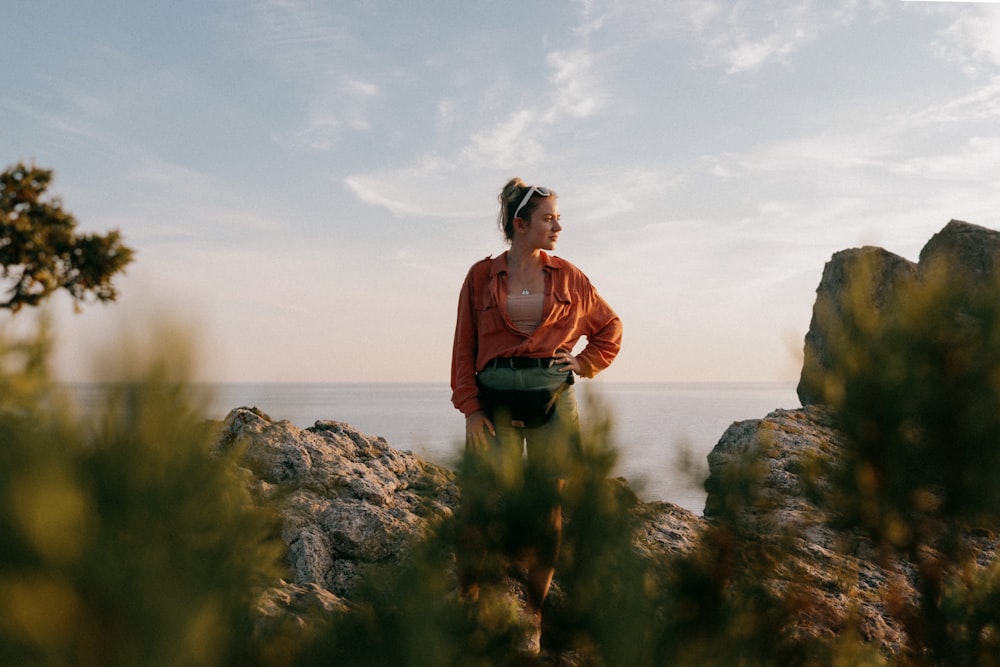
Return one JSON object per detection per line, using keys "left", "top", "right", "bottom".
{"left": 506, "top": 243, "right": 542, "bottom": 271}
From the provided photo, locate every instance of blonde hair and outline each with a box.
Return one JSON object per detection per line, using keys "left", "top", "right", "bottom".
{"left": 496, "top": 177, "right": 557, "bottom": 243}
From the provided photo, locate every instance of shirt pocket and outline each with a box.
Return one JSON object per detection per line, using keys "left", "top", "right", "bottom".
{"left": 548, "top": 285, "right": 575, "bottom": 325}
{"left": 474, "top": 290, "right": 503, "bottom": 335}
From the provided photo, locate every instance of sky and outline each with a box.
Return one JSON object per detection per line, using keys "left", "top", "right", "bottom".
{"left": 4, "top": 0, "right": 1000, "bottom": 385}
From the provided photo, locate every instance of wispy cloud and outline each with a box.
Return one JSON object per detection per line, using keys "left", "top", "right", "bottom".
{"left": 3, "top": 95, "right": 109, "bottom": 155}
{"left": 931, "top": 5, "right": 1000, "bottom": 75}
{"left": 234, "top": 0, "right": 352, "bottom": 77}
{"left": 706, "top": 1, "right": 863, "bottom": 74}
{"left": 893, "top": 135, "right": 1000, "bottom": 180}
{"left": 545, "top": 48, "right": 605, "bottom": 119}
{"left": 224, "top": 0, "right": 381, "bottom": 152}
{"left": 344, "top": 172, "right": 435, "bottom": 218}
{"left": 593, "top": 0, "right": 864, "bottom": 74}
{"left": 895, "top": 76, "right": 1000, "bottom": 124}
{"left": 115, "top": 156, "right": 287, "bottom": 240}
{"left": 343, "top": 39, "right": 612, "bottom": 214}
{"left": 464, "top": 109, "right": 543, "bottom": 168}
{"left": 277, "top": 77, "right": 381, "bottom": 151}
{"left": 344, "top": 147, "right": 492, "bottom": 220}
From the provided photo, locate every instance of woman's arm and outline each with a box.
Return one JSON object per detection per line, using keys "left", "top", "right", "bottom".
{"left": 451, "top": 267, "right": 482, "bottom": 416}
{"left": 574, "top": 286, "right": 622, "bottom": 378}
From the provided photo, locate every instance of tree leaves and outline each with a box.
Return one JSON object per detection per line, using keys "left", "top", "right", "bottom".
{"left": 0, "top": 163, "right": 134, "bottom": 312}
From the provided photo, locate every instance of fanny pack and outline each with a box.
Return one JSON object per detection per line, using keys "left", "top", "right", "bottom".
{"left": 476, "top": 374, "right": 574, "bottom": 429}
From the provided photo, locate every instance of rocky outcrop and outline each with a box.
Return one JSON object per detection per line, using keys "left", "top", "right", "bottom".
{"left": 706, "top": 406, "right": 913, "bottom": 653}
{"left": 215, "top": 407, "right": 458, "bottom": 615}
{"left": 704, "top": 404, "right": 1000, "bottom": 657}
{"left": 919, "top": 219, "right": 1000, "bottom": 281}
{"left": 217, "top": 406, "right": 705, "bottom": 630}
{"left": 796, "top": 247, "right": 916, "bottom": 406}
{"left": 220, "top": 402, "right": 950, "bottom": 657}
{"left": 797, "top": 220, "right": 1000, "bottom": 406}
{"left": 220, "top": 398, "right": 999, "bottom": 660}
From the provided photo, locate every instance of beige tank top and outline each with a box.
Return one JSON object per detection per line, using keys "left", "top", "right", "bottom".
{"left": 507, "top": 292, "right": 545, "bottom": 334}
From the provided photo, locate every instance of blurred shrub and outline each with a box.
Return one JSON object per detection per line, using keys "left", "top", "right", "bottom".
{"left": 292, "top": 394, "right": 664, "bottom": 665}
{"left": 830, "top": 269, "right": 1000, "bottom": 544}
{"left": 0, "top": 321, "right": 285, "bottom": 667}
{"left": 651, "top": 436, "right": 885, "bottom": 667}
{"left": 820, "top": 258, "right": 1000, "bottom": 664}
{"left": 547, "top": 395, "right": 661, "bottom": 664}
{"left": 292, "top": 393, "right": 881, "bottom": 666}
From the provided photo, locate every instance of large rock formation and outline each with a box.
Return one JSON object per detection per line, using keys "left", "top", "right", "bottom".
{"left": 919, "top": 218, "right": 1000, "bottom": 280}
{"left": 217, "top": 406, "right": 705, "bottom": 635}
{"left": 215, "top": 407, "right": 459, "bottom": 602}
{"left": 796, "top": 246, "right": 916, "bottom": 406}
{"left": 222, "top": 403, "right": 973, "bottom": 659}
{"left": 705, "top": 406, "right": 915, "bottom": 654}
{"left": 797, "top": 220, "right": 1000, "bottom": 406}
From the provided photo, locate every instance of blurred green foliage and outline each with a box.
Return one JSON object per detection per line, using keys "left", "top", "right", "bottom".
{"left": 820, "top": 258, "right": 1000, "bottom": 665}
{"left": 0, "top": 321, "right": 286, "bottom": 666}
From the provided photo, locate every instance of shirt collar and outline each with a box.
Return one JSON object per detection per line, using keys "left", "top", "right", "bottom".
{"left": 490, "top": 250, "right": 558, "bottom": 277}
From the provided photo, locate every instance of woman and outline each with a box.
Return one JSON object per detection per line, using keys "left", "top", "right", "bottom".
{"left": 451, "top": 177, "right": 622, "bottom": 653}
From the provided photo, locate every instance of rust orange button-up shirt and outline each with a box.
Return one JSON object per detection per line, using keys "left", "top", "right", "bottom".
{"left": 451, "top": 251, "right": 623, "bottom": 417}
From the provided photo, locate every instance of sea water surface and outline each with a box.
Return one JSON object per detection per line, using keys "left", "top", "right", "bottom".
{"left": 69, "top": 382, "right": 799, "bottom": 513}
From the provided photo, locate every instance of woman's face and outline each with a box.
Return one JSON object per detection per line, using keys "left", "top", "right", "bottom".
{"left": 521, "top": 197, "right": 561, "bottom": 250}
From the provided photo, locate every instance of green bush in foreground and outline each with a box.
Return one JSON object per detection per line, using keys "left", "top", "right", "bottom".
{"left": 822, "top": 261, "right": 1000, "bottom": 666}
{"left": 0, "top": 324, "right": 286, "bottom": 667}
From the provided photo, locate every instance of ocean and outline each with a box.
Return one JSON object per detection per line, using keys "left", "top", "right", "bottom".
{"left": 68, "top": 382, "right": 799, "bottom": 514}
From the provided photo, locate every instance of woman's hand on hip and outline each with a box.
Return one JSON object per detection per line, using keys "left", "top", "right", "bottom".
{"left": 465, "top": 410, "right": 495, "bottom": 451}
{"left": 555, "top": 349, "right": 581, "bottom": 374}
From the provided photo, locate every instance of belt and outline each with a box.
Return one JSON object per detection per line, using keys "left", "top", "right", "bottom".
{"left": 486, "top": 356, "right": 556, "bottom": 369}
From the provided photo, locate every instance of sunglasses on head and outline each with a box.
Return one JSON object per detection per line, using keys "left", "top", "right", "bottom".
{"left": 512, "top": 185, "right": 552, "bottom": 221}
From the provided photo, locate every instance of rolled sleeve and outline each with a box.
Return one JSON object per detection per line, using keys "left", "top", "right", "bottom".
{"left": 574, "top": 289, "right": 622, "bottom": 378}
